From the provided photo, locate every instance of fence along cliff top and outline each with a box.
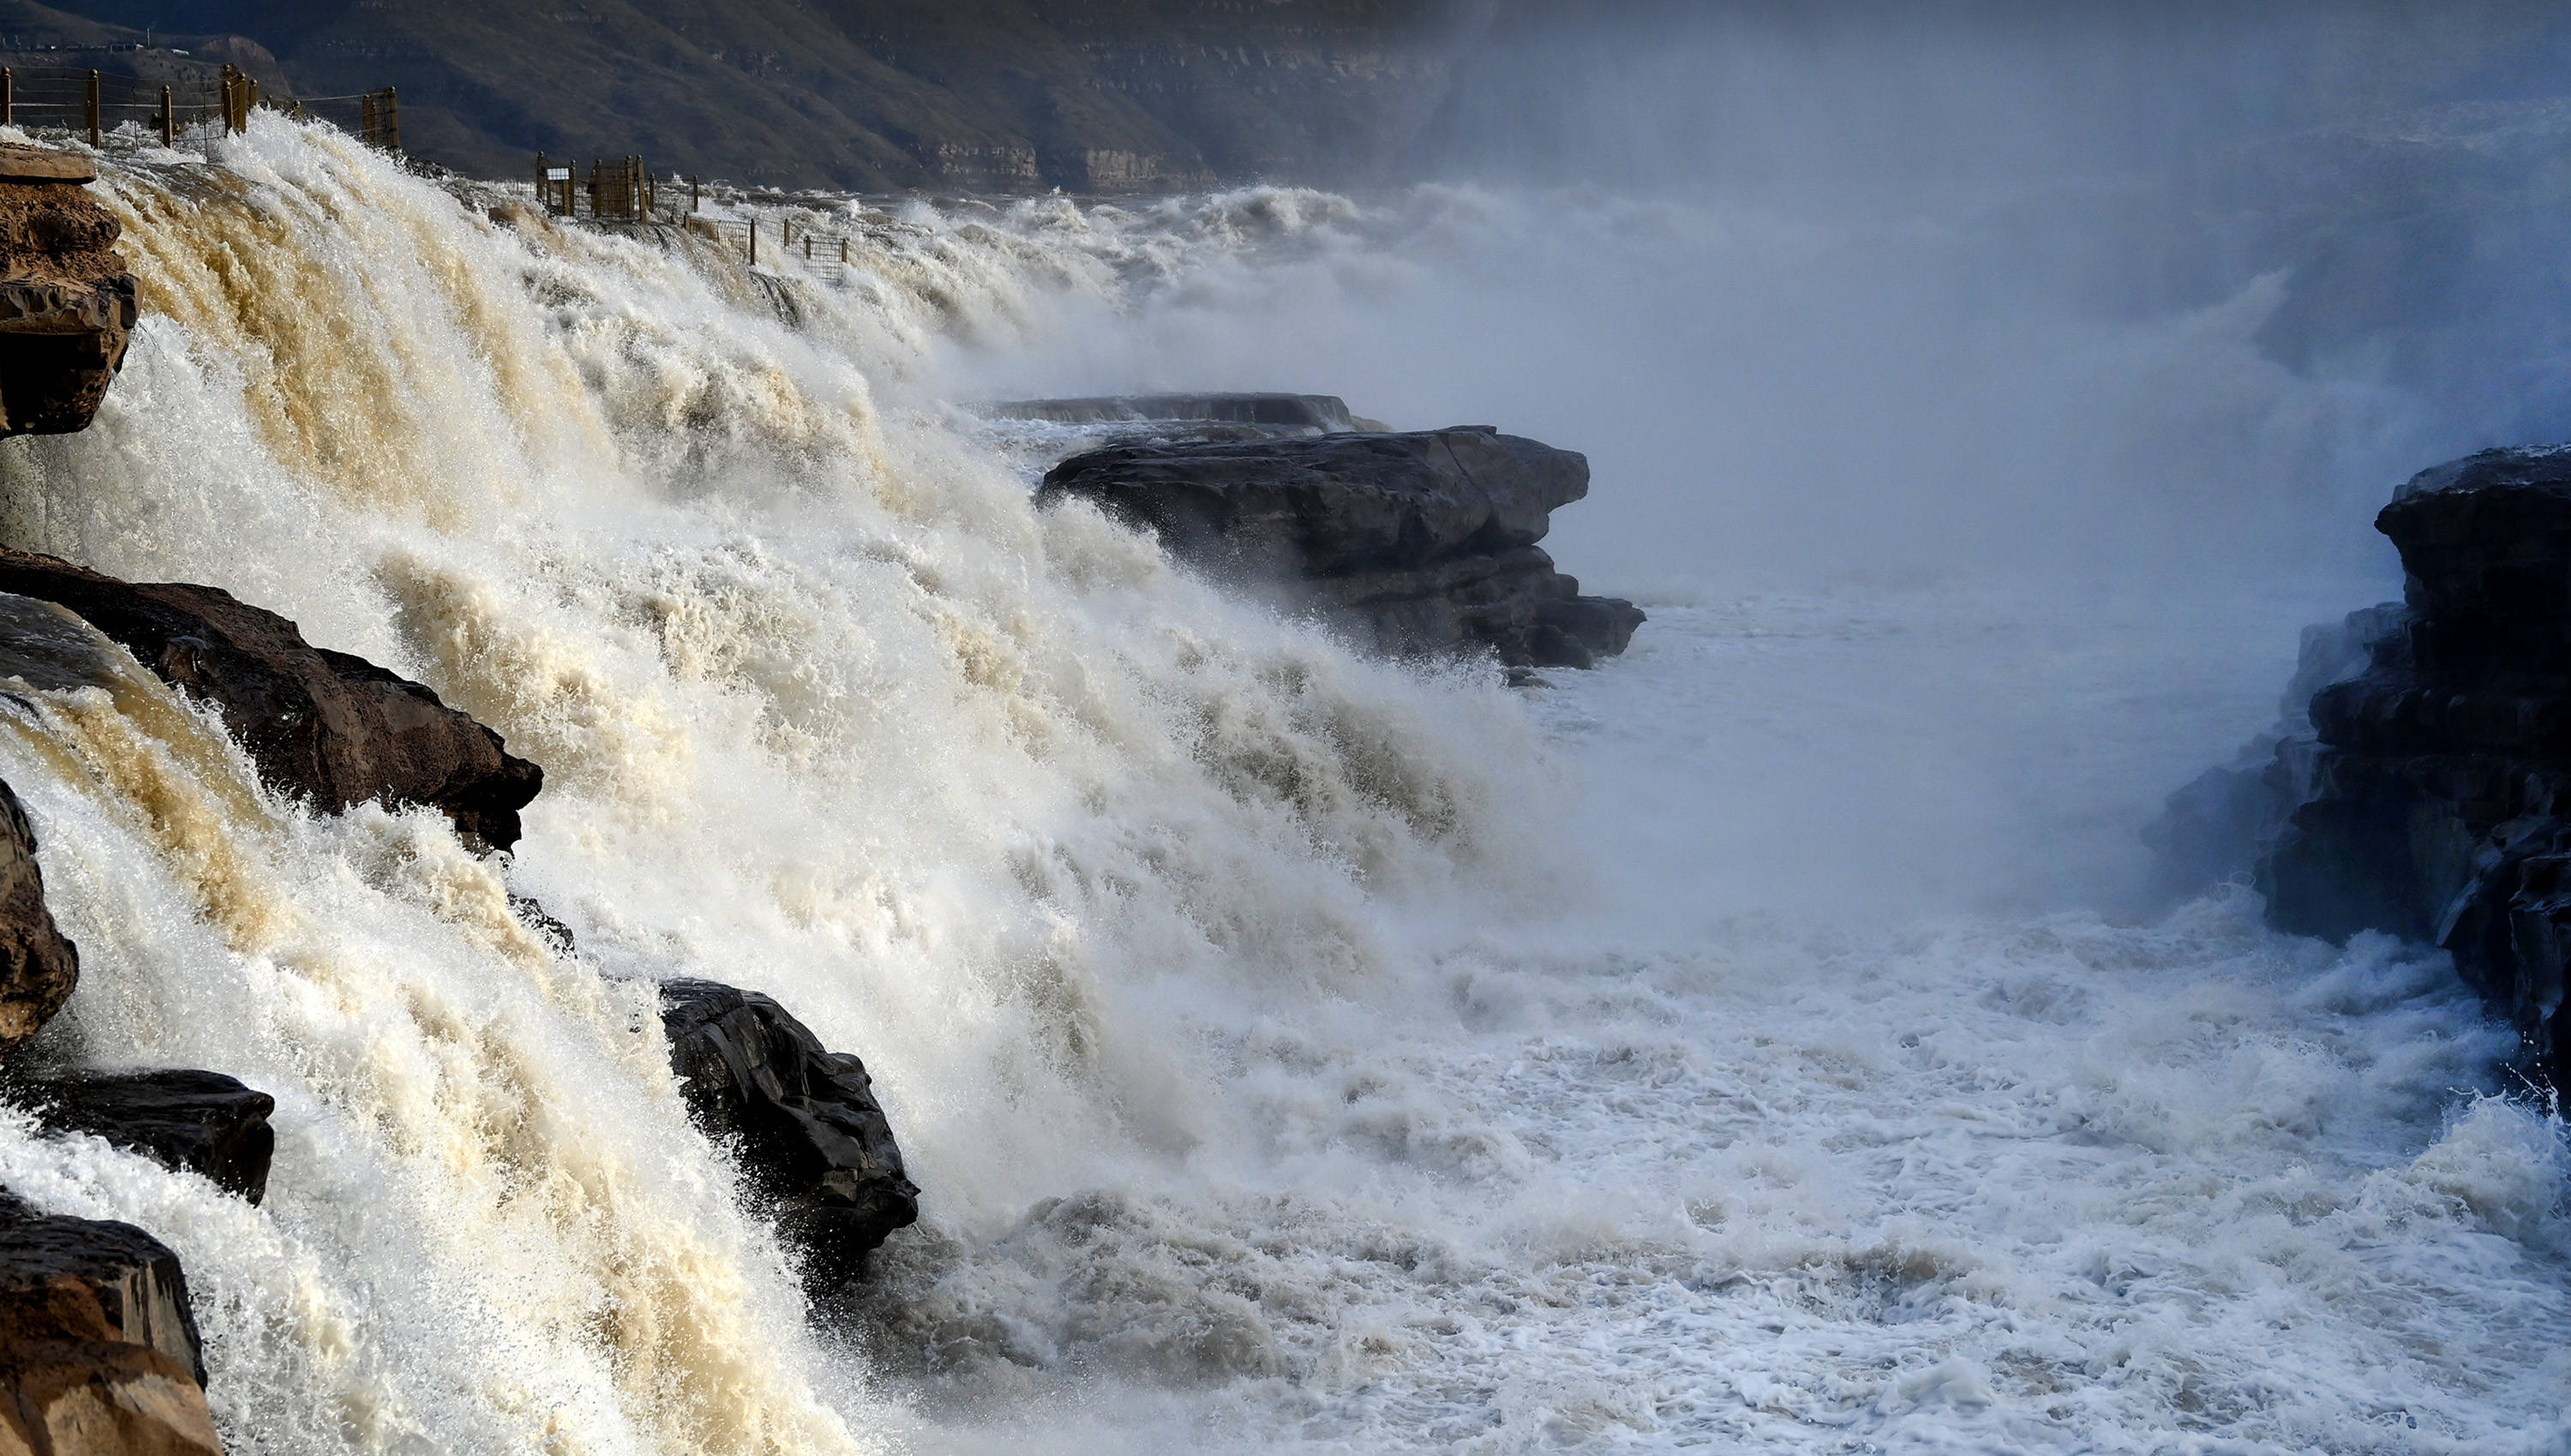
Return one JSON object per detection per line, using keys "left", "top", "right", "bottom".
{"left": 536, "top": 158, "right": 868, "bottom": 284}
{"left": 0, "top": 63, "right": 395, "bottom": 152}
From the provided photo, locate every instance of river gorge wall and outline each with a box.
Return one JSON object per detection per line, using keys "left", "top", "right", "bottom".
{"left": 2160, "top": 443, "right": 2571, "bottom": 1088}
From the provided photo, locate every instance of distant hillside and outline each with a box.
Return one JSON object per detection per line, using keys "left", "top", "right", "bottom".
{"left": 3, "top": 0, "right": 1479, "bottom": 191}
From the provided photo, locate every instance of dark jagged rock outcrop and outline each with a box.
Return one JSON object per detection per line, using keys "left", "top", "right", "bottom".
{"left": 1038, "top": 425, "right": 1644, "bottom": 668}
{"left": 658, "top": 979, "right": 917, "bottom": 1289}
{"left": 2243, "top": 445, "right": 2571, "bottom": 1081}
{"left": 0, "top": 1197, "right": 219, "bottom": 1456}
{"left": 0, "top": 146, "right": 135, "bottom": 440}
{"left": 2143, "top": 603, "right": 2398, "bottom": 908}
{"left": 0, "top": 551, "right": 542, "bottom": 852}
{"left": 0, "top": 778, "right": 75, "bottom": 1055}
{"left": 13, "top": 1073, "right": 274, "bottom": 1207}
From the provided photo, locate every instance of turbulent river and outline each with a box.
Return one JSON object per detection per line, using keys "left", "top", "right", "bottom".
{"left": 0, "top": 116, "right": 2558, "bottom": 1454}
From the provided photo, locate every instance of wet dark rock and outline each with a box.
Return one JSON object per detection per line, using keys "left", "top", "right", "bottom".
{"left": 0, "top": 777, "right": 75, "bottom": 1056}
{"left": 13, "top": 1072, "right": 275, "bottom": 1207}
{"left": 0, "top": 548, "right": 543, "bottom": 853}
{"left": 509, "top": 896, "right": 575, "bottom": 955}
{"left": 657, "top": 978, "right": 918, "bottom": 1289}
{"left": 0, "top": 1195, "right": 219, "bottom": 1456}
{"left": 1037, "top": 426, "right": 1644, "bottom": 668}
{"left": 2142, "top": 604, "right": 2398, "bottom": 906}
{"left": 2250, "top": 444, "right": 2571, "bottom": 1081}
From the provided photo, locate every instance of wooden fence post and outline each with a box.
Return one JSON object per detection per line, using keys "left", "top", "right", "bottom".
{"left": 382, "top": 87, "right": 399, "bottom": 151}
{"left": 748, "top": 220, "right": 757, "bottom": 266}
{"left": 840, "top": 237, "right": 848, "bottom": 264}
{"left": 84, "top": 69, "right": 98, "bottom": 147}
{"left": 4, "top": 69, "right": 15, "bottom": 129}
{"left": 361, "top": 93, "right": 375, "bottom": 147}
{"left": 159, "top": 85, "right": 171, "bottom": 147}
{"left": 691, "top": 175, "right": 699, "bottom": 213}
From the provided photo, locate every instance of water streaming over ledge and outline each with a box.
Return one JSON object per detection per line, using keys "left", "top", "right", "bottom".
{"left": 0, "top": 116, "right": 2553, "bottom": 1455}
{"left": 0, "top": 117, "right": 1544, "bottom": 1454}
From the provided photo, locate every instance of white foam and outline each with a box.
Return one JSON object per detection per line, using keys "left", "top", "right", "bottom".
{"left": 0, "top": 117, "right": 2546, "bottom": 1456}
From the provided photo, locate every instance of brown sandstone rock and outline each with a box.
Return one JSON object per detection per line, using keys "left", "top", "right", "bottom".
{"left": 0, "top": 550, "right": 543, "bottom": 852}
{"left": 0, "top": 781, "right": 75, "bottom": 1055}
{"left": 0, "top": 147, "right": 135, "bottom": 440}
{"left": 0, "top": 1201, "right": 218, "bottom": 1456}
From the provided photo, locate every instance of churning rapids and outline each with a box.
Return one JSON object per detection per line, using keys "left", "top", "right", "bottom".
{"left": 0, "top": 114, "right": 2557, "bottom": 1455}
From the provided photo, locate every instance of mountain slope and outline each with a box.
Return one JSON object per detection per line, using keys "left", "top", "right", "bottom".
{"left": 25, "top": 0, "right": 1471, "bottom": 191}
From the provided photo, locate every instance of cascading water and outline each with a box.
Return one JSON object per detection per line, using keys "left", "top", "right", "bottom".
{"left": 0, "top": 112, "right": 2556, "bottom": 1456}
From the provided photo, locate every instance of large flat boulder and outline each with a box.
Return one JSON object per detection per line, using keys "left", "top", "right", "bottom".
{"left": 0, "top": 1199, "right": 219, "bottom": 1456}
{"left": 658, "top": 979, "right": 918, "bottom": 1290}
{"left": 0, "top": 554, "right": 542, "bottom": 853}
{"left": 1038, "top": 426, "right": 1643, "bottom": 668}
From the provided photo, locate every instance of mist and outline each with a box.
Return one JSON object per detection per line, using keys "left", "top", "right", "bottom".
{"left": 911, "top": 4, "right": 2571, "bottom": 920}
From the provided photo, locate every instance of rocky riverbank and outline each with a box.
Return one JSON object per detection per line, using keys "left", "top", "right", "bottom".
{"left": 2160, "top": 443, "right": 2571, "bottom": 1084}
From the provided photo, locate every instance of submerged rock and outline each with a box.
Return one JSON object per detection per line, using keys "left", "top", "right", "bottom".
{"left": 2249, "top": 445, "right": 2571, "bottom": 1080}
{"left": 0, "top": 146, "right": 136, "bottom": 439}
{"left": 658, "top": 979, "right": 918, "bottom": 1288}
{"left": 0, "top": 1197, "right": 219, "bottom": 1456}
{"left": 0, "top": 778, "right": 75, "bottom": 1055}
{"left": 0, "top": 552, "right": 543, "bottom": 852}
{"left": 13, "top": 1072, "right": 275, "bottom": 1207}
{"left": 1038, "top": 426, "right": 1644, "bottom": 668}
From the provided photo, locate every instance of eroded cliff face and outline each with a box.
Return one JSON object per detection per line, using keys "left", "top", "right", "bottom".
{"left": 2164, "top": 445, "right": 2571, "bottom": 1086}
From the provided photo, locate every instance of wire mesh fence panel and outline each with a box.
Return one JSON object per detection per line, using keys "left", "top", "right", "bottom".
{"left": 678, "top": 211, "right": 862, "bottom": 283}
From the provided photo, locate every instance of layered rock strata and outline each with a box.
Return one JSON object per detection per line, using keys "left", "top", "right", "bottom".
{"left": 1037, "top": 425, "right": 1645, "bottom": 668}
{"left": 0, "top": 553, "right": 542, "bottom": 852}
{"left": 659, "top": 979, "right": 918, "bottom": 1289}
{"left": 0, "top": 147, "right": 135, "bottom": 440}
{"left": 2250, "top": 445, "right": 2571, "bottom": 1081}
{"left": 0, "top": 1199, "right": 219, "bottom": 1456}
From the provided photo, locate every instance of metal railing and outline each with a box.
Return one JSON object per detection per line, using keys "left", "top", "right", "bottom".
{"left": 0, "top": 63, "right": 397, "bottom": 152}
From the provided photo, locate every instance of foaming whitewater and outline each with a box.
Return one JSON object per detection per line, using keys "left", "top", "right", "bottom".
{"left": 0, "top": 114, "right": 2551, "bottom": 1455}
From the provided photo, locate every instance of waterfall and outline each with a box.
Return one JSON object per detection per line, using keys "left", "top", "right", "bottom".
{"left": 0, "top": 117, "right": 1540, "bottom": 1455}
